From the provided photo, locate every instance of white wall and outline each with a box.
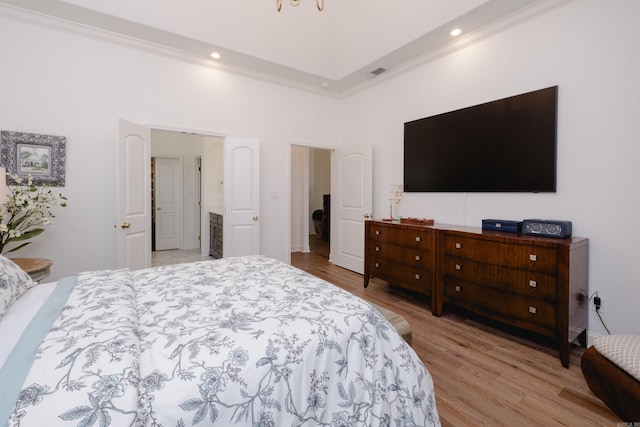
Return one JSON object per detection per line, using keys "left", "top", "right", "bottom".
{"left": 340, "top": 0, "right": 640, "bottom": 339}
{"left": 201, "top": 135, "right": 224, "bottom": 257}
{"left": 0, "top": 6, "right": 339, "bottom": 279}
{"left": 1, "top": 0, "right": 638, "bottom": 341}
{"left": 202, "top": 136, "right": 224, "bottom": 212}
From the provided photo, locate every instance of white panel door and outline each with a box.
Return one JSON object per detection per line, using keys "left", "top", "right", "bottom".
{"left": 223, "top": 137, "right": 260, "bottom": 257}
{"left": 116, "top": 120, "right": 151, "bottom": 270}
{"left": 330, "top": 146, "right": 372, "bottom": 274}
{"left": 155, "top": 157, "right": 182, "bottom": 251}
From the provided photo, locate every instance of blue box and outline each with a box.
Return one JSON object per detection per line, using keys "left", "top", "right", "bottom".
{"left": 482, "top": 219, "right": 523, "bottom": 233}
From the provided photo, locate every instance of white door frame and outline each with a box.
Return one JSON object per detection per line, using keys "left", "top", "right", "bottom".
{"left": 195, "top": 157, "right": 202, "bottom": 251}
{"left": 119, "top": 122, "right": 229, "bottom": 264}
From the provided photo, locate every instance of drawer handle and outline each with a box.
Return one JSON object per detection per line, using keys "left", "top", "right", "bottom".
{"left": 376, "top": 230, "right": 380, "bottom": 235}
{"left": 415, "top": 274, "right": 420, "bottom": 280}
{"left": 530, "top": 254, "right": 537, "bottom": 262}
{"left": 376, "top": 247, "right": 380, "bottom": 252}
{"left": 529, "top": 280, "right": 537, "bottom": 288}
{"left": 529, "top": 306, "right": 537, "bottom": 314}
{"left": 415, "top": 255, "right": 421, "bottom": 261}
{"left": 416, "top": 236, "right": 421, "bottom": 242}
{"left": 455, "top": 264, "right": 461, "bottom": 270}
{"left": 455, "top": 285, "right": 461, "bottom": 292}
{"left": 455, "top": 242, "right": 461, "bottom": 249}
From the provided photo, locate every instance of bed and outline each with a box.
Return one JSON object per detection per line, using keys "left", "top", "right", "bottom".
{"left": 0, "top": 254, "right": 440, "bottom": 426}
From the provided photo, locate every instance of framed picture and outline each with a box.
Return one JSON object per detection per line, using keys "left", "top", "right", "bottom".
{"left": 0, "top": 131, "right": 66, "bottom": 186}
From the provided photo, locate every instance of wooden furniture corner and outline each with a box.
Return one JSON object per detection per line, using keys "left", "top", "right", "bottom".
{"left": 12, "top": 257, "right": 53, "bottom": 282}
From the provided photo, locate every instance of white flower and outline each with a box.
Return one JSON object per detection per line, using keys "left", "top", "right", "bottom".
{"left": 0, "top": 173, "right": 67, "bottom": 254}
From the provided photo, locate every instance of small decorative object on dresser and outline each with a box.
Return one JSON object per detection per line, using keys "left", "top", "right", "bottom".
{"left": 10, "top": 257, "right": 52, "bottom": 282}
{"left": 481, "top": 218, "right": 523, "bottom": 233}
{"left": 522, "top": 218, "right": 572, "bottom": 238}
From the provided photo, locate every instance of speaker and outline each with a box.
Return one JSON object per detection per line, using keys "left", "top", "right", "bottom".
{"left": 522, "top": 219, "right": 572, "bottom": 238}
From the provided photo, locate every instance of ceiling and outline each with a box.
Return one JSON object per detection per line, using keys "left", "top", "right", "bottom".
{"left": 0, "top": 0, "right": 546, "bottom": 96}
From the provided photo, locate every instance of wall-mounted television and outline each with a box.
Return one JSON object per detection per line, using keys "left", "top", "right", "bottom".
{"left": 403, "top": 86, "right": 558, "bottom": 192}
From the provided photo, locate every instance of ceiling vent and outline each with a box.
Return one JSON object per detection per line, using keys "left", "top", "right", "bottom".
{"left": 367, "top": 67, "right": 387, "bottom": 78}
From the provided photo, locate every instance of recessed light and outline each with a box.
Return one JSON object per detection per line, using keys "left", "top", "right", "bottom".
{"left": 450, "top": 28, "right": 462, "bottom": 37}
{"left": 321, "top": 82, "right": 329, "bottom": 89}
{"left": 210, "top": 52, "right": 221, "bottom": 59}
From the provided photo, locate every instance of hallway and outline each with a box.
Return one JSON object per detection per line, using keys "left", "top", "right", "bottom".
{"left": 151, "top": 249, "right": 212, "bottom": 267}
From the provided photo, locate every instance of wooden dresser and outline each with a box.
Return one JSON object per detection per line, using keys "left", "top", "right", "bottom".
{"left": 364, "top": 220, "right": 436, "bottom": 303}
{"left": 364, "top": 221, "right": 589, "bottom": 367}
{"left": 435, "top": 225, "right": 588, "bottom": 368}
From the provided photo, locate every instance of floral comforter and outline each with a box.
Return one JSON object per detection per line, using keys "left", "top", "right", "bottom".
{"left": 2, "top": 256, "right": 440, "bottom": 426}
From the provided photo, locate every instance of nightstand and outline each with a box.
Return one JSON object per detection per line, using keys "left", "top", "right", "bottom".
{"left": 11, "top": 257, "right": 53, "bottom": 282}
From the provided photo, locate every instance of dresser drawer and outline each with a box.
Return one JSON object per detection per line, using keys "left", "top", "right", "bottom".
{"left": 370, "top": 260, "right": 432, "bottom": 294}
{"left": 442, "top": 235, "right": 557, "bottom": 274}
{"left": 364, "top": 221, "right": 436, "bottom": 298}
{"left": 371, "top": 242, "right": 432, "bottom": 269}
{"left": 443, "top": 256, "right": 557, "bottom": 302}
{"left": 368, "top": 224, "right": 433, "bottom": 250}
{"left": 444, "top": 279, "right": 556, "bottom": 332}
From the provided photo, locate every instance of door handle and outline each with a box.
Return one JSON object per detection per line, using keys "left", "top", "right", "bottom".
{"left": 121, "top": 222, "right": 131, "bottom": 229}
{"left": 364, "top": 213, "right": 372, "bottom": 219}
{"left": 252, "top": 215, "right": 259, "bottom": 221}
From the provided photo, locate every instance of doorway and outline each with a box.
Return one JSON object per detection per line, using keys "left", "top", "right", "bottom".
{"left": 291, "top": 145, "right": 331, "bottom": 258}
{"left": 117, "top": 122, "right": 260, "bottom": 270}
{"left": 150, "top": 129, "right": 224, "bottom": 257}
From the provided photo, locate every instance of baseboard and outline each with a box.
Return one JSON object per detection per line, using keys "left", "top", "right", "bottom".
{"left": 586, "top": 330, "right": 606, "bottom": 347}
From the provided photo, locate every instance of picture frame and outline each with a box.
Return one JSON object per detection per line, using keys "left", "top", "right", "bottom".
{"left": 0, "top": 131, "right": 66, "bottom": 186}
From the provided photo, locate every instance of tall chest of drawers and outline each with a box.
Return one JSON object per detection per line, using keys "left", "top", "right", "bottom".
{"left": 364, "top": 220, "right": 436, "bottom": 302}
{"left": 434, "top": 226, "right": 589, "bottom": 368}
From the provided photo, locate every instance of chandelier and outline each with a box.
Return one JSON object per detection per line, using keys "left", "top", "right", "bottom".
{"left": 276, "top": 0, "right": 324, "bottom": 12}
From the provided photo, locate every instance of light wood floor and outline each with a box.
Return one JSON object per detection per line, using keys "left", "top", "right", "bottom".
{"left": 291, "top": 245, "right": 619, "bottom": 426}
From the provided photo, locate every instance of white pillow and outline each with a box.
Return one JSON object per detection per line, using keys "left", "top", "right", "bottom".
{"left": 0, "top": 254, "right": 36, "bottom": 319}
{"left": 594, "top": 334, "right": 640, "bottom": 382}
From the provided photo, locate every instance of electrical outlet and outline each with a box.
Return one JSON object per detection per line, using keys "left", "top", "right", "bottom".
{"left": 592, "top": 296, "right": 603, "bottom": 313}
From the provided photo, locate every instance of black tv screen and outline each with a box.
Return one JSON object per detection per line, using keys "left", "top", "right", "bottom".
{"left": 404, "top": 86, "right": 558, "bottom": 192}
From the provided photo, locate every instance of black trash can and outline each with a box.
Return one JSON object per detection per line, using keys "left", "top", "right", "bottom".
{"left": 312, "top": 209, "right": 323, "bottom": 236}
